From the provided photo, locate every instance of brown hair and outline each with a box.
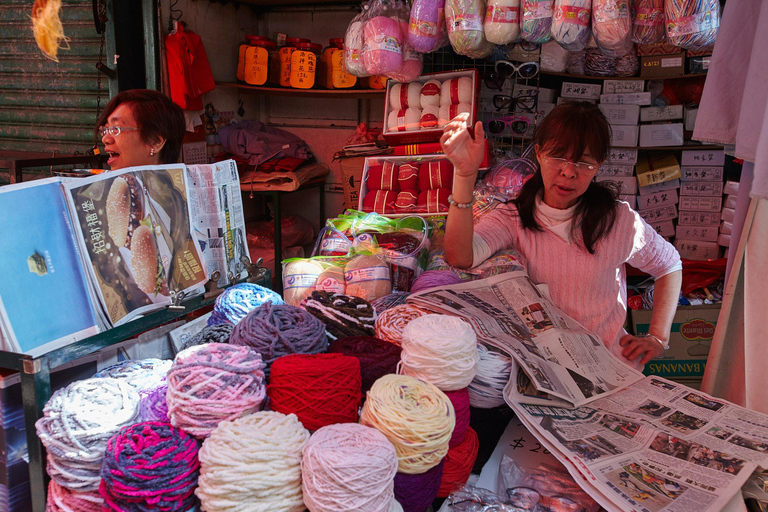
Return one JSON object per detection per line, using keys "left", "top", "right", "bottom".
{"left": 96, "top": 89, "right": 185, "bottom": 165}
{"left": 513, "top": 101, "right": 618, "bottom": 254}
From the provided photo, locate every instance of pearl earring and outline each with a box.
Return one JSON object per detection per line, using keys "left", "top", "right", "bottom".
{"left": 150, "top": 148, "right": 155, "bottom": 156}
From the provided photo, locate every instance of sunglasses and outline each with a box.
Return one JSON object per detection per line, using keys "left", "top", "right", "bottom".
{"left": 483, "top": 60, "right": 540, "bottom": 90}
{"left": 493, "top": 93, "right": 538, "bottom": 113}
{"left": 485, "top": 115, "right": 530, "bottom": 135}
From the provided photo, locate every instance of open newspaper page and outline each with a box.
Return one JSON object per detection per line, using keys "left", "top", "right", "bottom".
{"left": 63, "top": 165, "right": 208, "bottom": 326}
{"left": 508, "top": 376, "right": 768, "bottom": 512}
{"left": 407, "top": 271, "right": 644, "bottom": 406}
{"left": 184, "top": 160, "right": 249, "bottom": 288}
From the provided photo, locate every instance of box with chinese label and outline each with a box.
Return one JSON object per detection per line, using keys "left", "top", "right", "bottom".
{"left": 679, "top": 196, "right": 722, "bottom": 212}
{"left": 638, "top": 205, "right": 678, "bottom": 224}
{"left": 640, "top": 54, "right": 685, "bottom": 79}
{"left": 636, "top": 152, "right": 681, "bottom": 187}
{"left": 595, "top": 175, "right": 637, "bottom": 195}
{"left": 680, "top": 181, "right": 724, "bottom": 197}
{"left": 639, "top": 123, "right": 684, "bottom": 147}
{"left": 605, "top": 148, "right": 639, "bottom": 164}
{"left": 678, "top": 211, "right": 720, "bottom": 226}
{"left": 650, "top": 220, "right": 675, "bottom": 237}
{"left": 603, "top": 80, "right": 644, "bottom": 94}
{"left": 638, "top": 179, "right": 680, "bottom": 197}
{"left": 675, "top": 224, "right": 718, "bottom": 242}
{"left": 681, "top": 166, "right": 723, "bottom": 182}
{"left": 609, "top": 125, "right": 639, "bottom": 147}
{"left": 597, "top": 163, "right": 635, "bottom": 177}
{"left": 598, "top": 104, "right": 640, "bottom": 126}
{"left": 637, "top": 189, "right": 679, "bottom": 211}
{"left": 640, "top": 105, "right": 683, "bottom": 123}
{"left": 681, "top": 149, "right": 725, "bottom": 166}
{"left": 560, "top": 82, "right": 601, "bottom": 100}
{"left": 599, "top": 92, "right": 652, "bottom": 105}
{"left": 675, "top": 239, "right": 720, "bottom": 260}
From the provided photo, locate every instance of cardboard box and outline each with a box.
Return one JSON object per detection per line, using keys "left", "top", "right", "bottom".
{"left": 620, "top": 194, "right": 637, "bottom": 209}
{"left": 603, "top": 80, "right": 644, "bottom": 94}
{"left": 561, "top": 82, "right": 602, "bottom": 100}
{"left": 681, "top": 149, "right": 725, "bottom": 166}
{"left": 338, "top": 156, "right": 366, "bottom": 210}
{"left": 633, "top": 304, "right": 721, "bottom": 378}
{"left": 610, "top": 125, "right": 639, "bottom": 147}
{"left": 637, "top": 189, "right": 678, "bottom": 210}
{"left": 680, "top": 181, "right": 724, "bottom": 197}
{"left": 681, "top": 166, "right": 723, "bottom": 182}
{"left": 598, "top": 104, "right": 640, "bottom": 125}
{"left": 650, "top": 220, "right": 675, "bottom": 237}
{"left": 597, "top": 163, "right": 635, "bottom": 177}
{"left": 688, "top": 56, "right": 711, "bottom": 74}
{"left": 718, "top": 233, "right": 731, "bottom": 247}
{"left": 675, "top": 239, "right": 720, "bottom": 260}
{"left": 599, "top": 92, "right": 652, "bottom": 105}
{"left": 640, "top": 54, "right": 685, "bottom": 79}
{"left": 679, "top": 196, "right": 722, "bottom": 212}
{"left": 640, "top": 105, "right": 683, "bottom": 122}
{"left": 724, "top": 180, "right": 739, "bottom": 195}
{"left": 684, "top": 105, "right": 698, "bottom": 131}
{"left": 686, "top": 47, "right": 714, "bottom": 58}
{"left": 638, "top": 179, "right": 680, "bottom": 196}
{"left": 638, "top": 204, "right": 678, "bottom": 223}
{"left": 595, "top": 176, "right": 637, "bottom": 195}
{"left": 721, "top": 207, "right": 735, "bottom": 223}
{"left": 636, "top": 152, "right": 681, "bottom": 186}
{"left": 678, "top": 211, "right": 721, "bottom": 226}
{"left": 557, "top": 97, "right": 597, "bottom": 105}
{"left": 636, "top": 42, "right": 684, "bottom": 56}
{"left": 724, "top": 194, "right": 737, "bottom": 209}
{"left": 513, "top": 85, "right": 557, "bottom": 104}
{"left": 676, "top": 224, "right": 719, "bottom": 242}
{"left": 606, "top": 148, "right": 639, "bottom": 164}
{"left": 720, "top": 221, "right": 733, "bottom": 235}
{"left": 639, "top": 123, "right": 684, "bottom": 147}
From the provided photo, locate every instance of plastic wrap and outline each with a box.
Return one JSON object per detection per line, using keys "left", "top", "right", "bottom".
{"left": 631, "top": 0, "right": 665, "bottom": 44}
{"left": 566, "top": 48, "right": 587, "bottom": 74}
{"left": 446, "top": 0, "right": 495, "bottom": 58}
{"left": 521, "top": 0, "right": 554, "bottom": 43}
{"left": 592, "top": 0, "right": 633, "bottom": 57}
{"left": 540, "top": 40, "right": 569, "bottom": 72}
{"left": 408, "top": 0, "right": 446, "bottom": 53}
{"left": 664, "top": 0, "right": 719, "bottom": 50}
{"left": 345, "top": 7, "right": 370, "bottom": 77}
{"left": 362, "top": 0, "right": 405, "bottom": 75}
{"left": 387, "top": 43, "right": 424, "bottom": 82}
{"left": 551, "top": 0, "right": 592, "bottom": 51}
{"left": 483, "top": 0, "right": 521, "bottom": 45}
{"left": 475, "top": 145, "right": 538, "bottom": 202}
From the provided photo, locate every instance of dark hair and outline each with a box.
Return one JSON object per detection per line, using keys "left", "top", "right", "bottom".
{"left": 95, "top": 89, "right": 185, "bottom": 164}
{"left": 513, "top": 101, "right": 617, "bottom": 254}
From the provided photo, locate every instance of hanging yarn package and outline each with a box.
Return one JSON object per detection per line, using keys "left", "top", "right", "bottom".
{"left": 445, "top": 0, "right": 494, "bottom": 58}
{"left": 328, "top": 335, "right": 402, "bottom": 392}
{"left": 196, "top": 411, "right": 310, "bottom": 512}
{"left": 374, "top": 303, "right": 431, "bottom": 345}
{"left": 551, "top": 0, "right": 592, "bottom": 51}
{"left": 408, "top": 0, "right": 447, "bottom": 53}
{"left": 99, "top": 421, "right": 200, "bottom": 511}
{"left": 664, "top": 0, "right": 719, "bottom": 50}
{"left": 388, "top": 0, "right": 424, "bottom": 82}
{"left": 166, "top": 343, "right": 267, "bottom": 438}
{"left": 345, "top": 5, "right": 371, "bottom": 77}
{"left": 521, "top": 0, "right": 554, "bottom": 43}
{"left": 484, "top": 0, "right": 521, "bottom": 45}
{"left": 592, "top": 0, "right": 634, "bottom": 57}
{"left": 302, "top": 423, "right": 399, "bottom": 512}
{"left": 363, "top": 0, "right": 405, "bottom": 75}
{"left": 631, "top": 0, "right": 665, "bottom": 44}
{"left": 207, "top": 282, "right": 283, "bottom": 326}
{"left": 540, "top": 40, "right": 569, "bottom": 72}
{"left": 300, "top": 290, "right": 377, "bottom": 340}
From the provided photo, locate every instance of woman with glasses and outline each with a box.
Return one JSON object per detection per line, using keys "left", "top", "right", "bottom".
{"left": 440, "top": 102, "right": 682, "bottom": 369}
{"left": 95, "top": 89, "right": 185, "bottom": 170}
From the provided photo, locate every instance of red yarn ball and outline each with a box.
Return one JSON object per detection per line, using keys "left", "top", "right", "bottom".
{"left": 366, "top": 162, "right": 400, "bottom": 191}
{"left": 398, "top": 163, "right": 420, "bottom": 192}
{"left": 443, "top": 388, "right": 471, "bottom": 448}
{"left": 267, "top": 353, "right": 362, "bottom": 431}
{"left": 362, "top": 190, "right": 397, "bottom": 214}
{"left": 417, "top": 188, "right": 450, "bottom": 214}
{"left": 437, "top": 427, "right": 479, "bottom": 498}
{"left": 327, "top": 336, "right": 402, "bottom": 393}
{"left": 418, "top": 160, "right": 453, "bottom": 191}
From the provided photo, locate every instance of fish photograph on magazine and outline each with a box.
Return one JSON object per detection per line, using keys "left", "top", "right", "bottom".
{"left": 64, "top": 165, "right": 208, "bottom": 326}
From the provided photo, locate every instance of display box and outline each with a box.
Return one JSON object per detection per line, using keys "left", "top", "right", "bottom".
{"left": 598, "top": 104, "right": 640, "bottom": 125}
{"left": 638, "top": 205, "right": 678, "bottom": 224}
{"left": 338, "top": 156, "right": 366, "bottom": 210}
{"left": 650, "top": 220, "right": 675, "bottom": 237}
{"left": 724, "top": 180, "right": 739, "bottom": 195}
{"left": 597, "top": 163, "right": 635, "bottom": 177}
{"left": 595, "top": 176, "right": 637, "bottom": 195}
{"left": 676, "top": 224, "right": 718, "bottom": 242}
{"left": 561, "top": 82, "right": 601, "bottom": 100}
{"left": 513, "top": 84, "right": 557, "bottom": 104}
{"left": 636, "top": 152, "right": 681, "bottom": 186}
{"left": 610, "top": 125, "right": 639, "bottom": 147}
{"left": 680, "top": 181, "right": 724, "bottom": 197}
{"left": 382, "top": 69, "right": 479, "bottom": 146}
{"left": 639, "top": 123, "right": 684, "bottom": 147}
{"left": 599, "top": 92, "right": 652, "bottom": 105}
{"left": 640, "top": 105, "right": 683, "bottom": 122}
{"left": 637, "top": 189, "right": 678, "bottom": 210}
{"left": 603, "top": 80, "right": 644, "bottom": 94}
{"left": 606, "top": 148, "right": 639, "bottom": 164}
{"left": 633, "top": 304, "right": 721, "bottom": 378}
{"left": 681, "top": 166, "right": 723, "bottom": 182}
{"left": 681, "top": 149, "right": 725, "bottom": 166}
{"left": 684, "top": 105, "right": 698, "bottom": 131}
{"left": 674, "top": 239, "right": 720, "bottom": 260}
{"left": 636, "top": 42, "right": 684, "bottom": 56}
{"left": 678, "top": 211, "right": 721, "bottom": 226}
{"left": 679, "top": 196, "right": 722, "bottom": 212}
{"left": 640, "top": 54, "right": 685, "bottom": 79}
{"left": 638, "top": 178, "right": 680, "bottom": 196}
{"left": 721, "top": 207, "right": 735, "bottom": 223}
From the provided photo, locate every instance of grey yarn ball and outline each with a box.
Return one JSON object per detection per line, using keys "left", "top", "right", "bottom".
{"left": 181, "top": 323, "right": 234, "bottom": 351}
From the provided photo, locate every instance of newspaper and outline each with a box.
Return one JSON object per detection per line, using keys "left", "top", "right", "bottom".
{"left": 407, "top": 271, "right": 644, "bottom": 407}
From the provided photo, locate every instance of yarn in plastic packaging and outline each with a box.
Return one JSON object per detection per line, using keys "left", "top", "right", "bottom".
{"left": 521, "top": 0, "right": 554, "bottom": 43}
{"left": 631, "top": 0, "right": 666, "bottom": 44}
{"left": 540, "top": 40, "right": 569, "bottom": 71}
{"left": 345, "top": 9, "right": 370, "bottom": 77}
{"left": 566, "top": 49, "right": 587, "bottom": 74}
{"left": 484, "top": 0, "right": 521, "bottom": 45}
{"left": 614, "top": 46, "right": 639, "bottom": 76}
{"left": 283, "top": 258, "right": 325, "bottom": 306}
{"left": 301, "top": 290, "right": 377, "bottom": 340}
{"left": 585, "top": 46, "right": 616, "bottom": 75}
{"left": 408, "top": 0, "right": 447, "bottom": 53}
{"left": 363, "top": 5, "right": 404, "bottom": 76}
{"left": 388, "top": 44, "right": 423, "bottom": 83}
{"left": 207, "top": 282, "right": 284, "bottom": 325}
{"left": 592, "top": 0, "right": 634, "bottom": 57}
{"left": 345, "top": 254, "right": 392, "bottom": 302}
{"left": 551, "top": 0, "right": 592, "bottom": 51}
{"left": 390, "top": 82, "right": 422, "bottom": 110}
{"left": 446, "top": 0, "right": 495, "bottom": 58}
{"left": 664, "top": 0, "right": 719, "bottom": 50}
{"left": 440, "top": 77, "right": 473, "bottom": 105}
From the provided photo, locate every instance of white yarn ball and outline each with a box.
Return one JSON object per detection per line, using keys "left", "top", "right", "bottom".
{"left": 420, "top": 105, "right": 440, "bottom": 130}
{"left": 440, "top": 77, "right": 473, "bottom": 106}
{"left": 420, "top": 79, "right": 442, "bottom": 108}
{"left": 196, "top": 411, "right": 310, "bottom": 512}
{"left": 438, "top": 103, "right": 471, "bottom": 128}
{"left": 387, "top": 107, "right": 422, "bottom": 133}
{"left": 390, "top": 82, "right": 422, "bottom": 111}
{"left": 400, "top": 314, "right": 479, "bottom": 391}
{"left": 468, "top": 343, "right": 512, "bottom": 408}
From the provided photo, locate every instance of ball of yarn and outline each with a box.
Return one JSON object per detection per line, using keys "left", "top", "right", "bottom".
{"left": 592, "top": 0, "right": 633, "bottom": 57}
{"left": 35, "top": 378, "right": 140, "bottom": 491}
{"left": 360, "top": 374, "right": 455, "bottom": 474}
{"left": 390, "top": 82, "right": 421, "bottom": 111}
{"left": 410, "top": 270, "right": 464, "bottom": 293}
{"left": 566, "top": 49, "right": 587, "bottom": 74}
{"left": 387, "top": 108, "right": 422, "bottom": 133}
{"left": 196, "top": 411, "right": 310, "bottom": 512}
{"left": 631, "top": 0, "right": 665, "bottom": 44}
{"left": 139, "top": 381, "right": 169, "bottom": 422}
{"left": 436, "top": 427, "right": 479, "bottom": 498}
{"left": 229, "top": 302, "right": 328, "bottom": 374}
{"left": 93, "top": 359, "right": 171, "bottom": 423}
{"left": 283, "top": 259, "right": 325, "bottom": 306}
{"left": 468, "top": 343, "right": 512, "bottom": 408}
{"left": 401, "top": 314, "right": 479, "bottom": 391}
{"left": 393, "top": 460, "right": 444, "bottom": 512}
{"left": 300, "top": 291, "right": 377, "bottom": 340}
{"left": 521, "top": 0, "right": 555, "bottom": 43}
{"left": 371, "top": 291, "right": 411, "bottom": 313}
{"left": 328, "top": 335, "right": 403, "bottom": 392}
{"left": 207, "top": 282, "right": 283, "bottom": 326}
{"left": 585, "top": 47, "right": 616, "bottom": 76}
{"left": 99, "top": 421, "right": 200, "bottom": 511}
{"left": 345, "top": 254, "right": 392, "bottom": 302}
{"left": 444, "top": 388, "right": 471, "bottom": 448}
{"left": 374, "top": 304, "right": 431, "bottom": 346}
{"left": 446, "top": 0, "right": 494, "bottom": 57}
{"left": 47, "top": 480, "right": 102, "bottom": 512}
{"left": 665, "top": 0, "right": 719, "bottom": 50}
{"left": 267, "top": 353, "right": 362, "bottom": 431}
{"left": 180, "top": 323, "right": 233, "bottom": 351}
{"left": 301, "top": 423, "right": 399, "bottom": 512}
{"left": 166, "top": 343, "right": 266, "bottom": 438}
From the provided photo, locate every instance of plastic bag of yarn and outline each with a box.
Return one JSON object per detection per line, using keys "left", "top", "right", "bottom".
{"left": 446, "top": 0, "right": 495, "bottom": 58}
{"left": 664, "top": 0, "right": 719, "bottom": 50}
{"left": 387, "top": 43, "right": 424, "bottom": 82}
{"left": 566, "top": 48, "right": 587, "bottom": 74}
{"left": 540, "top": 40, "right": 569, "bottom": 71}
{"left": 313, "top": 218, "right": 355, "bottom": 257}
{"left": 592, "top": 0, "right": 634, "bottom": 57}
{"left": 345, "top": 4, "right": 371, "bottom": 77}
{"left": 362, "top": 0, "right": 405, "bottom": 75}
{"left": 408, "top": 0, "right": 447, "bottom": 53}
{"left": 551, "top": 0, "right": 592, "bottom": 51}
{"left": 631, "top": 0, "right": 666, "bottom": 44}
{"left": 584, "top": 46, "right": 616, "bottom": 75}
{"left": 521, "top": 0, "right": 554, "bottom": 43}
{"left": 373, "top": 219, "right": 430, "bottom": 292}
{"left": 474, "top": 144, "right": 538, "bottom": 203}
{"left": 484, "top": 0, "right": 522, "bottom": 45}
{"left": 283, "top": 256, "right": 350, "bottom": 305}
{"left": 614, "top": 45, "right": 639, "bottom": 76}
{"left": 300, "top": 290, "right": 377, "bottom": 339}
{"left": 345, "top": 252, "right": 392, "bottom": 302}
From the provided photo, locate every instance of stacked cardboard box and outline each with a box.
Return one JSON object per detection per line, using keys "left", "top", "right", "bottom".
{"left": 635, "top": 152, "right": 681, "bottom": 238}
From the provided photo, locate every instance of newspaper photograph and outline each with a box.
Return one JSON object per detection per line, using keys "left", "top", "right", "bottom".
{"left": 407, "top": 271, "right": 644, "bottom": 406}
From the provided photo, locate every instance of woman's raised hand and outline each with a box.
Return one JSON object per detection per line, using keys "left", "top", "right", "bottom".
{"left": 440, "top": 113, "right": 485, "bottom": 179}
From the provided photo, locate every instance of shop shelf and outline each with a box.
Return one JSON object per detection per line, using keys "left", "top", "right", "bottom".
{"left": 216, "top": 82, "right": 386, "bottom": 99}
{"left": 541, "top": 71, "right": 708, "bottom": 80}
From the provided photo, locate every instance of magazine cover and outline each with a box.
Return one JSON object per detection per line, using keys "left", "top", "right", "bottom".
{"left": 63, "top": 165, "right": 208, "bottom": 326}
{"left": 0, "top": 178, "right": 101, "bottom": 356}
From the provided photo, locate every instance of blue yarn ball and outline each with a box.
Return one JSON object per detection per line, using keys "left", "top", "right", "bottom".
{"left": 207, "top": 283, "right": 283, "bottom": 326}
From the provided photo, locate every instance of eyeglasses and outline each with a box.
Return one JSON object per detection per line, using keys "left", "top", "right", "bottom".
{"left": 507, "top": 487, "right": 585, "bottom": 512}
{"left": 541, "top": 154, "right": 599, "bottom": 174}
{"left": 98, "top": 126, "right": 139, "bottom": 137}
{"left": 493, "top": 93, "right": 538, "bottom": 113}
{"left": 486, "top": 115, "right": 530, "bottom": 135}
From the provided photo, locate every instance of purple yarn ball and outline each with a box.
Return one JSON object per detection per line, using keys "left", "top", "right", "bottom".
{"left": 410, "top": 271, "right": 464, "bottom": 294}
{"left": 393, "top": 460, "right": 444, "bottom": 512}
{"left": 140, "top": 382, "right": 169, "bottom": 422}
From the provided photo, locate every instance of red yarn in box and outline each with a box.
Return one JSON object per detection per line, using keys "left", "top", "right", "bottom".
{"left": 267, "top": 353, "right": 362, "bottom": 431}
{"left": 419, "top": 160, "right": 453, "bottom": 191}
{"left": 362, "top": 190, "right": 397, "bottom": 214}
{"left": 398, "top": 163, "right": 419, "bottom": 192}
{"left": 366, "top": 161, "right": 400, "bottom": 191}
{"left": 417, "top": 188, "right": 450, "bottom": 213}
{"left": 395, "top": 191, "right": 418, "bottom": 212}
{"left": 436, "top": 427, "right": 479, "bottom": 498}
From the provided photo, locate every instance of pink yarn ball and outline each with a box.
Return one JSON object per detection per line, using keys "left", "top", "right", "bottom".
{"left": 363, "top": 16, "right": 404, "bottom": 75}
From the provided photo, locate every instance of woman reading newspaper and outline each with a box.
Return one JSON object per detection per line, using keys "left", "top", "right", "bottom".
{"left": 441, "top": 102, "right": 682, "bottom": 369}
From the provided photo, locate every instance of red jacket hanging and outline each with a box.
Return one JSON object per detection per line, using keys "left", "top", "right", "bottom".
{"left": 165, "top": 23, "right": 216, "bottom": 110}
